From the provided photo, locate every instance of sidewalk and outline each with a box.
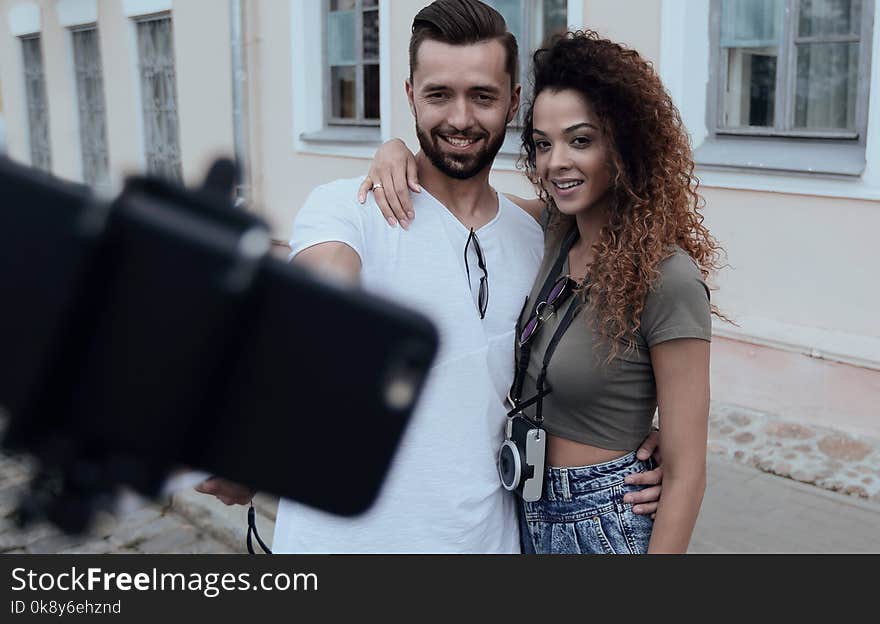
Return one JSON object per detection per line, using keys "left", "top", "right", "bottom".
{"left": 3, "top": 402, "right": 878, "bottom": 554}
{"left": 197, "top": 403, "right": 878, "bottom": 554}
{"left": 0, "top": 453, "right": 235, "bottom": 555}
{"left": 169, "top": 453, "right": 880, "bottom": 555}
{"left": 691, "top": 455, "right": 880, "bottom": 553}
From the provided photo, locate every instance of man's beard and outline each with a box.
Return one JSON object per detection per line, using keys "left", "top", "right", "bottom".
{"left": 415, "top": 119, "right": 507, "bottom": 180}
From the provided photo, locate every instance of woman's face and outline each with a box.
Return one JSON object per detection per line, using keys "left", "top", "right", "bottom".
{"left": 531, "top": 88, "right": 613, "bottom": 217}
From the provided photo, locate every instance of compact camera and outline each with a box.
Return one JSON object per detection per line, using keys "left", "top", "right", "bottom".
{"left": 497, "top": 414, "right": 545, "bottom": 502}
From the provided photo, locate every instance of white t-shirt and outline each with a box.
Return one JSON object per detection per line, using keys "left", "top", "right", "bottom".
{"left": 276, "top": 177, "right": 543, "bottom": 553}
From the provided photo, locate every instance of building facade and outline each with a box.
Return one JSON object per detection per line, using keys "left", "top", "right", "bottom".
{"left": 1, "top": 0, "right": 878, "bottom": 440}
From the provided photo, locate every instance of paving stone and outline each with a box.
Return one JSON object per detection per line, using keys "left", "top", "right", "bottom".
{"left": 0, "top": 521, "right": 56, "bottom": 552}
{"left": 727, "top": 411, "right": 752, "bottom": 427}
{"left": 57, "top": 537, "right": 117, "bottom": 554}
{"left": 108, "top": 512, "right": 186, "bottom": 551}
{"left": 817, "top": 435, "right": 872, "bottom": 462}
{"left": 131, "top": 525, "right": 202, "bottom": 554}
{"left": 763, "top": 423, "right": 816, "bottom": 439}
{"left": 26, "top": 532, "right": 86, "bottom": 554}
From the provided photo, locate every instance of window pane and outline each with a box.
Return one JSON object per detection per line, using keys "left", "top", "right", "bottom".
{"left": 363, "top": 9, "right": 379, "bottom": 60}
{"left": 330, "top": 0, "right": 357, "bottom": 11}
{"left": 542, "top": 0, "right": 568, "bottom": 42}
{"left": 331, "top": 65, "right": 357, "bottom": 119}
{"left": 720, "top": 0, "right": 782, "bottom": 129}
{"left": 364, "top": 64, "right": 380, "bottom": 120}
{"left": 137, "top": 17, "right": 181, "bottom": 181}
{"left": 21, "top": 36, "right": 51, "bottom": 172}
{"left": 490, "top": 0, "right": 524, "bottom": 45}
{"left": 799, "top": 0, "right": 862, "bottom": 37}
{"left": 327, "top": 10, "right": 357, "bottom": 65}
{"left": 725, "top": 47, "right": 777, "bottom": 127}
{"left": 72, "top": 27, "right": 110, "bottom": 187}
{"left": 795, "top": 42, "right": 858, "bottom": 129}
{"left": 721, "top": 0, "right": 783, "bottom": 47}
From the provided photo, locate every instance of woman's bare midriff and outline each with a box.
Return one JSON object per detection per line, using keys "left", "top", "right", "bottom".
{"left": 546, "top": 433, "right": 631, "bottom": 468}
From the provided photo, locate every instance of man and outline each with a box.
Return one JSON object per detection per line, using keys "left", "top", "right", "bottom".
{"left": 200, "top": 0, "right": 661, "bottom": 553}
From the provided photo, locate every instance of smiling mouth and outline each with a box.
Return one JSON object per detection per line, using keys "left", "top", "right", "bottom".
{"left": 552, "top": 180, "right": 584, "bottom": 190}
{"left": 440, "top": 135, "right": 481, "bottom": 149}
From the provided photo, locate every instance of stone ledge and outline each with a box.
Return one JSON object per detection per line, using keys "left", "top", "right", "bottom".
{"left": 708, "top": 402, "right": 880, "bottom": 503}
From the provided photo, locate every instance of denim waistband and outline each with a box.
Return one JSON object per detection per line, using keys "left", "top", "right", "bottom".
{"left": 543, "top": 451, "right": 651, "bottom": 500}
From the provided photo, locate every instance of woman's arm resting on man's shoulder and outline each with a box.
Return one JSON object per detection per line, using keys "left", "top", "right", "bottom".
{"left": 358, "top": 139, "right": 420, "bottom": 229}
{"left": 645, "top": 338, "right": 710, "bottom": 553}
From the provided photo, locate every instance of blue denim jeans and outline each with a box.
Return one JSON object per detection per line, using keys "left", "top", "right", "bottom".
{"left": 519, "top": 451, "right": 655, "bottom": 555}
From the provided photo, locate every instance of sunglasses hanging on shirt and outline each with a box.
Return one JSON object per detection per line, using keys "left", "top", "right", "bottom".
{"left": 464, "top": 228, "right": 489, "bottom": 319}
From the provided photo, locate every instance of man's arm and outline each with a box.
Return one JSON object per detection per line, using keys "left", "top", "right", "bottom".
{"left": 293, "top": 241, "right": 362, "bottom": 284}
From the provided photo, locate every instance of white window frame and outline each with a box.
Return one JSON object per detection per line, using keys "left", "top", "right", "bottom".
{"left": 710, "top": 0, "right": 869, "bottom": 139}
{"left": 292, "top": 0, "right": 390, "bottom": 157}
{"left": 660, "top": 0, "right": 880, "bottom": 199}
{"left": 701, "top": 0, "right": 874, "bottom": 177}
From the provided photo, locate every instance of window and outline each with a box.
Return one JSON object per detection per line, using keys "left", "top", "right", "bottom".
{"left": 71, "top": 26, "right": 110, "bottom": 187}
{"left": 701, "top": 0, "right": 874, "bottom": 175}
{"left": 21, "top": 35, "right": 51, "bottom": 172}
{"left": 325, "top": 0, "right": 380, "bottom": 126}
{"left": 135, "top": 15, "right": 182, "bottom": 181}
{"left": 488, "top": 0, "right": 568, "bottom": 93}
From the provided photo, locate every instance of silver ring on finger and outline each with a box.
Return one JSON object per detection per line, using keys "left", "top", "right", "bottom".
{"left": 372, "top": 182, "right": 384, "bottom": 191}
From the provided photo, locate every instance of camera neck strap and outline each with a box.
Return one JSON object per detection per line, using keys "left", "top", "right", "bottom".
{"left": 533, "top": 296, "right": 582, "bottom": 423}
{"left": 510, "top": 225, "right": 582, "bottom": 417}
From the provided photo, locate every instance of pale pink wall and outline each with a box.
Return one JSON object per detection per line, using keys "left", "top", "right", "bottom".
{"left": 172, "top": 0, "right": 234, "bottom": 186}
{"left": 98, "top": 0, "right": 144, "bottom": 183}
{"left": 582, "top": 0, "right": 661, "bottom": 64}
{"left": 712, "top": 337, "right": 880, "bottom": 439}
{"left": 702, "top": 187, "right": 880, "bottom": 340}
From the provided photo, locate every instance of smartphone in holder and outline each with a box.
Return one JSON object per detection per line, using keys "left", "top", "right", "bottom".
{"left": 0, "top": 156, "right": 439, "bottom": 532}
{"left": 191, "top": 258, "right": 439, "bottom": 516}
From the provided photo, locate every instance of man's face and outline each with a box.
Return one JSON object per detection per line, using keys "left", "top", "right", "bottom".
{"left": 407, "top": 39, "right": 520, "bottom": 180}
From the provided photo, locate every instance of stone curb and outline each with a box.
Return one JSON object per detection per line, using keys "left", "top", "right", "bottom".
{"left": 707, "top": 402, "right": 880, "bottom": 503}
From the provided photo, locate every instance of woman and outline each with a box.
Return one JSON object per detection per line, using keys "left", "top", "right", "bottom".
{"left": 361, "top": 31, "right": 723, "bottom": 554}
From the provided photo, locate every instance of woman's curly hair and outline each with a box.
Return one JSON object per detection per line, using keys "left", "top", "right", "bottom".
{"left": 520, "top": 30, "right": 725, "bottom": 357}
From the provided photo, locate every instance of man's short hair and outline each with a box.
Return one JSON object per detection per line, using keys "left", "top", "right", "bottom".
{"left": 410, "top": 0, "right": 519, "bottom": 89}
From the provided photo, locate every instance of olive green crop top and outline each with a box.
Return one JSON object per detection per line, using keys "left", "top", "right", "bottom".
{"left": 515, "top": 227, "right": 712, "bottom": 451}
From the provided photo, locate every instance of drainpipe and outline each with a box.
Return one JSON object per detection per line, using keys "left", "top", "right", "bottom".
{"left": 230, "top": 0, "right": 250, "bottom": 206}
